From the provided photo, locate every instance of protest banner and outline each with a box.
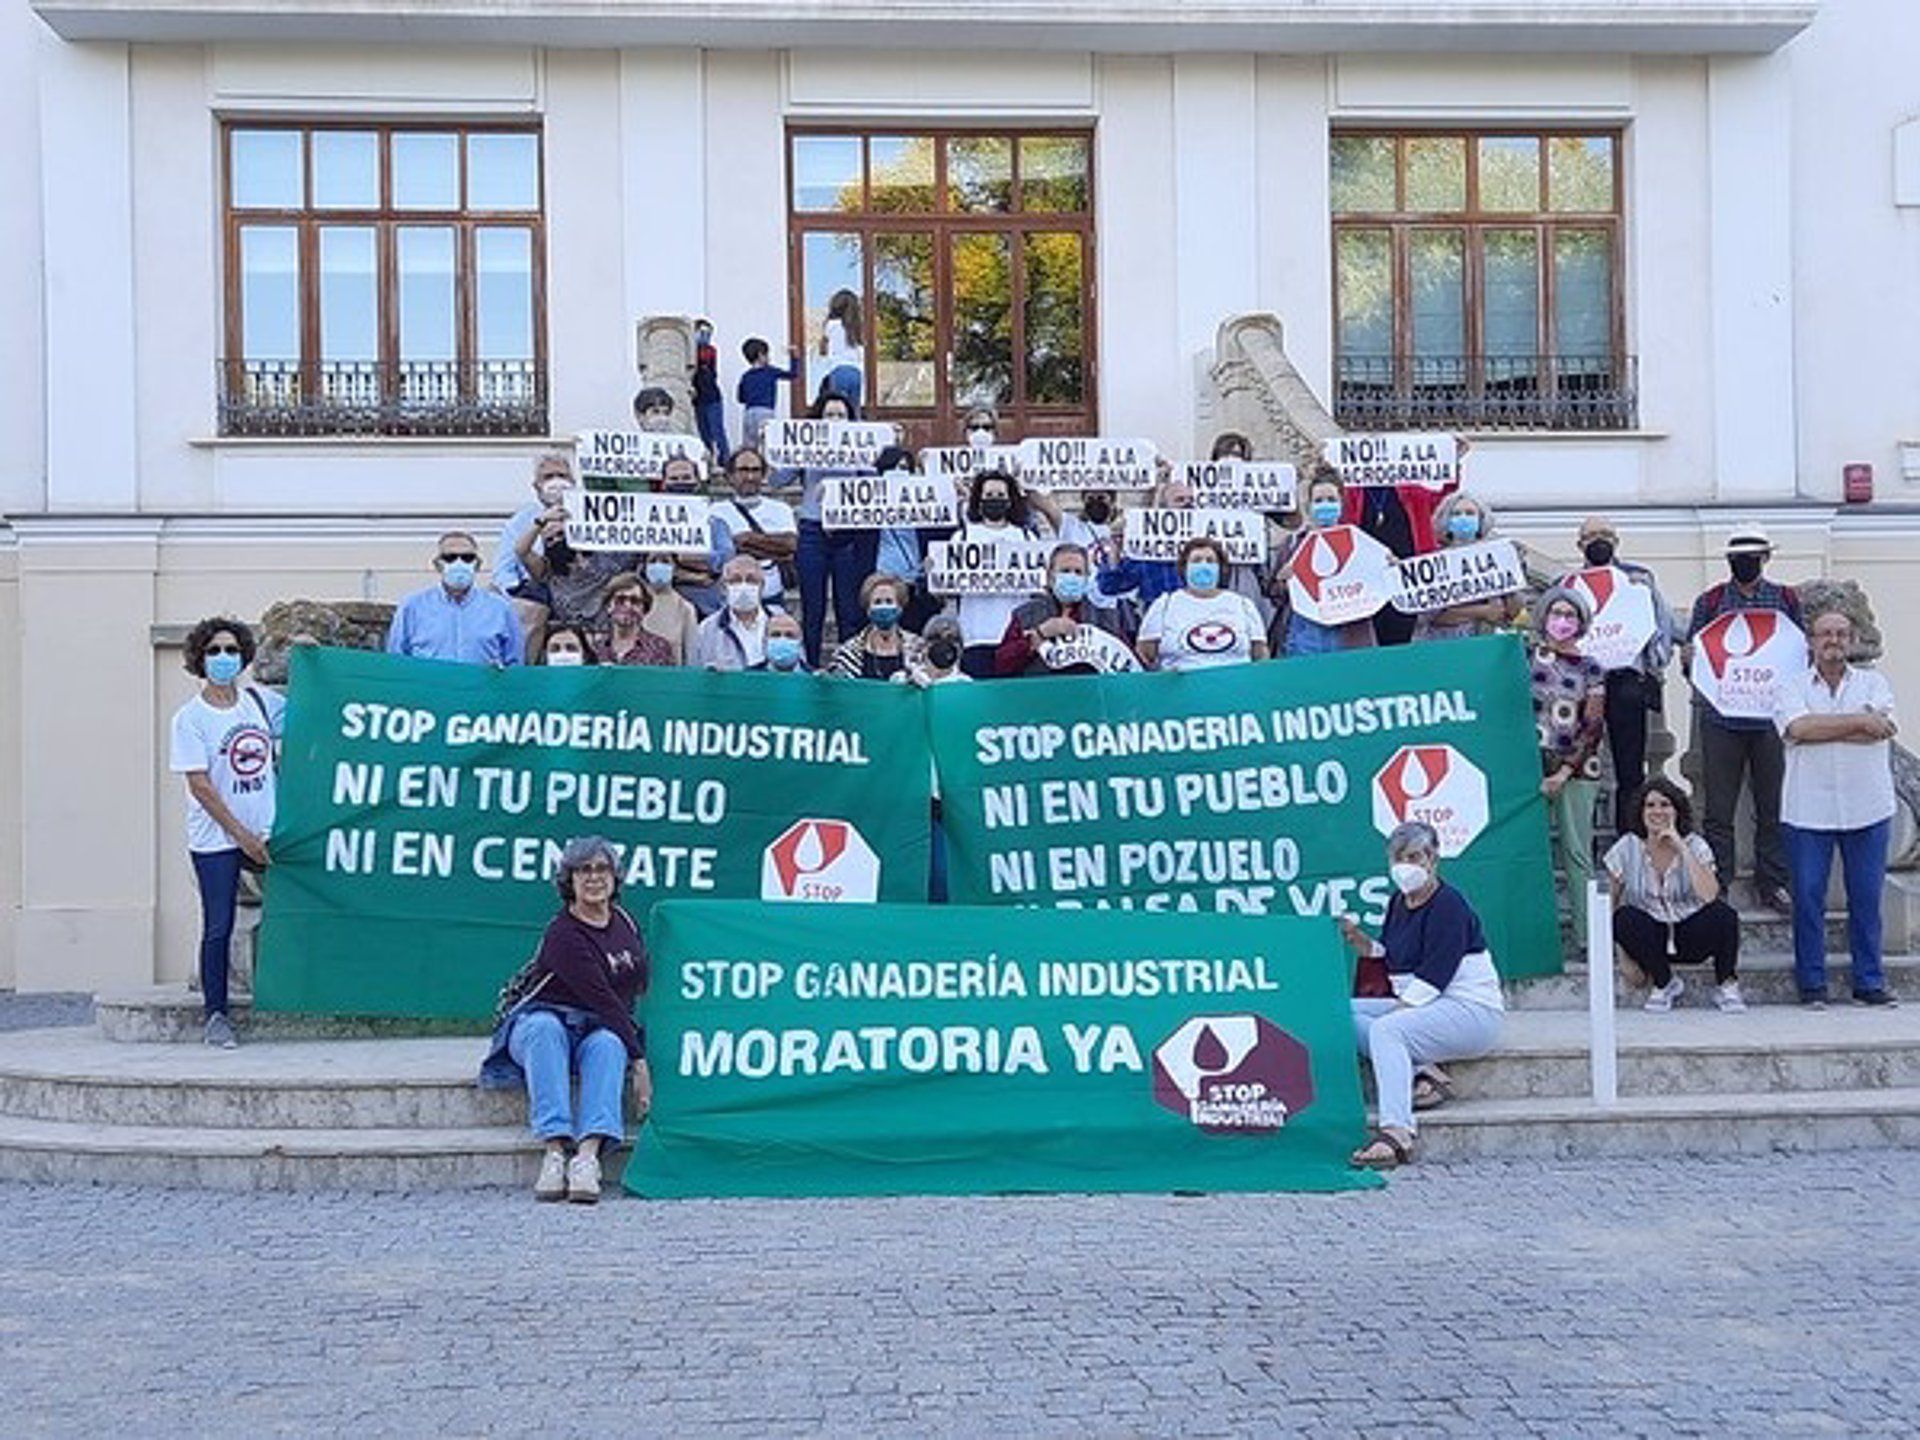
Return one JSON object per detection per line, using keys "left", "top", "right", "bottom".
{"left": 629, "top": 901, "right": 1379, "bottom": 1198}
{"left": 1122, "top": 508, "right": 1270, "bottom": 565}
{"left": 920, "top": 444, "right": 1023, "bottom": 483}
{"left": 763, "top": 417, "right": 895, "bottom": 470}
{"left": 1180, "top": 459, "right": 1299, "bottom": 514}
{"left": 1285, "top": 524, "right": 1397, "bottom": 625}
{"left": 1565, "top": 566, "right": 1660, "bottom": 672}
{"left": 255, "top": 649, "right": 931, "bottom": 1020}
{"left": 927, "top": 634, "right": 1559, "bottom": 978}
{"left": 563, "top": 490, "right": 711, "bottom": 553}
{"left": 1037, "top": 625, "right": 1141, "bottom": 674}
{"left": 820, "top": 472, "right": 962, "bottom": 530}
{"left": 1015, "top": 436, "right": 1157, "bottom": 491}
{"left": 1690, "top": 610, "right": 1807, "bottom": 720}
{"left": 925, "top": 534, "right": 1055, "bottom": 596}
{"left": 1388, "top": 539, "right": 1526, "bottom": 615}
{"left": 1322, "top": 432, "right": 1461, "bottom": 492}
{"left": 575, "top": 429, "right": 708, "bottom": 485}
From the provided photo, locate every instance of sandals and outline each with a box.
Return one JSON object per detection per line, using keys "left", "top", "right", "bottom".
{"left": 1412, "top": 1068, "right": 1453, "bottom": 1112}
{"left": 1351, "top": 1128, "right": 1416, "bottom": 1170}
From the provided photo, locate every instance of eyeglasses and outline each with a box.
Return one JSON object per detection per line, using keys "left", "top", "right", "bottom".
{"left": 574, "top": 862, "right": 616, "bottom": 877}
{"left": 438, "top": 551, "right": 480, "bottom": 564}
{"left": 205, "top": 643, "right": 243, "bottom": 656}
{"left": 610, "top": 593, "right": 643, "bottom": 606}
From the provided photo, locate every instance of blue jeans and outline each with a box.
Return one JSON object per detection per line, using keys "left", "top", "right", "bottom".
{"left": 1783, "top": 819, "right": 1890, "bottom": 997}
{"left": 825, "top": 364, "right": 864, "bottom": 407}
{"left": 696, "top": 398, "right": 730, "bottom": 467}
{"left": 1285, "top": 611, "right": 1342, "bottom": 656}
{"left": 796, "top": 519, "right": 879, "bottom": 668}
{"left": 507, "top": 1008, "right": 628, "bottom": 1144}
{"left": 190, "top": 848, "right": 243, "bottom": 1019}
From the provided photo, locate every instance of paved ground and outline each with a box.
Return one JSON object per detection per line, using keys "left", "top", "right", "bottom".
{"left": 2, "top": 1153, "right": 1916, "bottom": 1437}
{"left": 0, "top": 992, "right": 91, "bottom": 1032}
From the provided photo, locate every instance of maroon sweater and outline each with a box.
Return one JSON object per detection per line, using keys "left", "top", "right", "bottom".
{"left": 535, "top": 906, "right": 648, "bottom": 1060}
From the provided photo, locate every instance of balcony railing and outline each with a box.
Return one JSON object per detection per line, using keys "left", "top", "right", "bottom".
{"left": 1334, "top": 354, "right": 1638, "bottom": 432}
{"left": 217, "top": 359, "right": 548, "bottom": 437}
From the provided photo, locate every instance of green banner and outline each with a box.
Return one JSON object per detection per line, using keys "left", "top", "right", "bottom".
{"left": 257, "top": 649, "right": 932, "bottom": 1019}
{"left": 928, "top": 634, "right": 1559, "bottom": 977}
{"left": 630, "top": 901, "right": 1380, "bottom": 1197}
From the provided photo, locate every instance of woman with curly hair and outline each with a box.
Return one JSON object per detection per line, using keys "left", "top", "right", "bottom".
{"left": 168, "top": 616, "right": 284, "bottom": 1049}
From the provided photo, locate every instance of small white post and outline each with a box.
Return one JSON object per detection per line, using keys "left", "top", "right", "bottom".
{"left": 1587, "top": 878, "right": 1618, "bottom": 1107}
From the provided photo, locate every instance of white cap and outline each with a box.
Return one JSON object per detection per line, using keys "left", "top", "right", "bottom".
{"left": 1724, "top": 522, "right": 1773, "bottom": 554}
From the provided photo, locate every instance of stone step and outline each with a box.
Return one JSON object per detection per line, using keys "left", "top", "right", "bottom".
{"left": 1732, "top": 907, "right": 1851, "bottom": 954}
{"left": 0, "top": 1113, "right": 555, "bottom": 1192}
{"left": 94, "top": 985, "right": 485, "bottom": 1044}
{"left": 1414, "top": 1087, "right": 1920, "bottom": 1162}
{"left": 1443, "top": 1007, "right": 1920, "bottom": 1102}
{"left": 1505, "top": 951, "right": 1920, "bottom": 1010}
{"left": 0, "top": 1029, "right": 519, "bottom": 1130}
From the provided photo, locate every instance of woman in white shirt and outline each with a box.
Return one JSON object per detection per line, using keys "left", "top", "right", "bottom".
{"left": 953, "top": 469, "right": 1045, "bottom": 677}
{"left": 816, "top": 288, "right": 866, "bottom": 408}
{"left": 1605, "top": 777, "right": 1744, "bottom": 1013}
{"left": 1136, "top": 538, "right": 1270, "bottom": 671}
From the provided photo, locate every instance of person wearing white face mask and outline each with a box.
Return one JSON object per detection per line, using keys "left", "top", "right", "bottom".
{"left": 386, "top": 531, "right": 524, "bottom": 666}
{"left": 541, "top": 623, "right": 600, "bottom": 668}
{"left": 1340, "top": 821, "right": 1505, "bottom": 1169}
{"left": 693, "top": 555, "right": 780, "bottom": 671}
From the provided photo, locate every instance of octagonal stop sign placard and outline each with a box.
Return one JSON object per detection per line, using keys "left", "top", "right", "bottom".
{"left": 1370, "top": 744, "right": 1491, "bottom": 858}
{"left": 760, "top": 819, "right": 882, "bottom": 903}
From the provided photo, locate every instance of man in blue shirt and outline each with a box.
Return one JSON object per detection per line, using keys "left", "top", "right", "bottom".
{"left": 387, "top": 531, "right": 525, "bottom": 666}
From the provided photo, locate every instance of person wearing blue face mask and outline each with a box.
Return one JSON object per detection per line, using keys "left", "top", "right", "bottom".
{"left": 386, "top": 531, "right": 524, "bottom": 667}
{"left": 1137, "top": 538, "right": 1269, "bottom": 671}
{"left": 1272, "top": 469, "right": 1377, "bottom": 659}
{"left": 996, "top": 543, "right": 1135, "bottom": 676}
{"left": 765, "top": 611, "right": 812, "bottom": 674}
{"left": 828, "top": 572, "right": 926, "bottom": 680}
{"left": 1415, "top": 492, "right": 1522, "bottom": 642}
{"left": 169, "top": 617, "right": 286, "bottom": 1049}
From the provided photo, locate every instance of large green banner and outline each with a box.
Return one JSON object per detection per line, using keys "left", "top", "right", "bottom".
{"left": 631, "top": 901, "right": 1380, "bottom": 1197}
{"left": 257, "top": 649, "right": 932, "bottom": 1019}
{"left": 928, "top": 634, "right": 1559, "bottom": 977}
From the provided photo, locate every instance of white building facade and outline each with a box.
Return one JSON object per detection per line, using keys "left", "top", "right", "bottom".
{"left": 3, "top": 0, "right": 1918, "bottom": 993}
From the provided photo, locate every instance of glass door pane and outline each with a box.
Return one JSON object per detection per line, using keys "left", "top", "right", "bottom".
{"left": 1335, "top": 229, "right": 1394, "bottom": 394}
{"left": 800, "top": 231, "right": 865, "bottom": 405}
{"left": 1410, "top": 229, "right": 1466, "bottom": 392}
{"left": 239, "top": 225, "right": 300, "bottom": 360}
{"left": 397, "top": 226, "right": 457, "bottom": 406}
{"left": 868, "top": 137, "right": 936, "bottom": 214}
{"left": 477, "top": 227, "right": 536, "bottom": 408}
{"left": 873, "top": 232, "right": 935, "bottom": 407}
{"left": 312, "top": 132, "right": 378, "bottom": 210}
{"left": 1483, "top": 229, "right": 1540, "bottom": 405}
{"left": 947, "top": 232, "right": 1013, "bottom": 409}
{"left": 1024, "top": 232, "right": 1084, "bottom": 406}
{"left": 318, "top": 226, "right": 378, "bottom": 407}
{"left": 1555, "top": 229, "right": 1615, "bottom": 398}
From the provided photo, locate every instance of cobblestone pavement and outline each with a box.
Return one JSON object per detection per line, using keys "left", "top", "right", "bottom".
{"left": 0, "top": 992, "right": 92, "bottom": 1032}
{"left": 3, "top": 1153, "right": 1916, "bottom": 1437}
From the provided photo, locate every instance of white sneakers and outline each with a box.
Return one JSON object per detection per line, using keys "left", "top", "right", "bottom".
{"left": 534, "top": 1148, "right": 569, "bottom": 1202}
{"left": 1715, "top": 980, "right": 1748, "bottom": 1013}
{"left": 566, "top": 1151, "right": 602, "bottom": 1204}
{"left": 1643, "top": 977, "right": 1685, "bottom": 1013}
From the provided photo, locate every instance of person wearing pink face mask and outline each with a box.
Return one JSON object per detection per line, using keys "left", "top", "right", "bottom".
{"left": 1531, "top": 585, "right": 1608, "bottom": 952}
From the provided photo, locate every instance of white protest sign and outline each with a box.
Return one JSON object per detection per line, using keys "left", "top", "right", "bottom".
{"left": 1122, "top": 508, "right": 1270, "bottom": 565}
{"left": 919, "top": 445, "right": 1023, "bottom": 483}
{"left": 564, "top": 490, "right": 712, "bottom": 553}
{"left": 763, "top": 418, "right": 895, "bottom": 470}
{"left": 574, "top": 430, "right": 709, "bottom": 484}
{"left": 1322, "top": 432, "right": 1461, "bottom": 493}
{"left": 1180, "top": 459, "right": 1299, "bottom": 514}
{"left": 1285, "top": 524, "right": 1397, "bottom": 626}
{"left": 925, "top": 534, "right": 1054, "bottom": 596}
{"left": 1014, "top": 436, "right": 1158, "bottom": 492}
{"left": 1388, "top": 539, "right": 1526, "bottom": 615}
{"left": 1566, "top": 566, "right": 1659, "bottom": 672}
{"left": 1038, "top": 625, "right": 1140, "bottom": 674}
{"left": 1690, "top": 610, "right": 1807, "bottom": 721}
{"left": 820, "top": 473, "right": 962, "bottom": 531}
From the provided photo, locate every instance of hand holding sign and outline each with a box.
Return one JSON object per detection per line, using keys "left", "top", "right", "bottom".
{"left": 1567, "top": 567, "right": 1659, "bottom": 672}
{"left": 1322, "top": 432, "right": 1462, "bottom": 493}
{"left": 1690, "top": 610, "right": 1807, "bottom": 720}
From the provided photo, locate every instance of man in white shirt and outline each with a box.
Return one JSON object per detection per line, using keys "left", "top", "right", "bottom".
{"left": 711, "top": 448, "right": 797, "bottom": 606}
{"left": 1774, "top": 607, "right": 1900, "bottom": 1007}
{"left": 693, "top": 556, "right": 777, "bottom": 671}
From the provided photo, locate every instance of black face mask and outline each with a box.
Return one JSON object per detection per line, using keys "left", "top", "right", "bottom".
{"left": 979, "top": 496, "right": 1013, "bottom": 522}
{"left": 1729, "top": 553, "right": 1765, "bottom": 585}
{"left": 1082, "top": 496, "right": 1113, "bottom": 525}
{"left": 1582, "top": 539, "right": 1616, "bottom": 568}
{"left": 926, "top": 638, "right": 961, "bottom": 670}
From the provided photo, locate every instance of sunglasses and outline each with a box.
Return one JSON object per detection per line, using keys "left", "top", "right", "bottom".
{"left": 439, "top": 551, "right": 480, "bottom": 564}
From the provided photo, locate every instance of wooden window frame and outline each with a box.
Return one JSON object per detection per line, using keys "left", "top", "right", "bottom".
{"left": 785, "top": 125, "right": 1099, "bottom": 447}
{"left": 1330, "top": 126, "right": 1628, "bottom": 426}
{"left": 219, "top": 118, "right": 548, "bottom": 435}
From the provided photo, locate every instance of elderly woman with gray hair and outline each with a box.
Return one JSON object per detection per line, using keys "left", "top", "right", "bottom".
{"left": 1340, "top": 821, "right": 1505, "bottom": 1169}
{"left": 1532, "top": 583, "right": 1609, "bottom": 951}
{"left": 1415, "top": 491, "right": 1521, "bottom": 642}
{"left": 480, "top": 836, "right": 649, "bottom": 1203}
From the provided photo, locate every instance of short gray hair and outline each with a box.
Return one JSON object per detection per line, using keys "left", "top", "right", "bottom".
{"left": 1533, "top": 583, "right": 1593, "bottom": 641}
{"left": 555, "top": 835, "right": 621, "bottom": 903}
{"left": 1434, "top": 490, "right": 1493, "bottom": 541}
{"left": 1386, "top": 821, "right": 1440, "bottom": 862}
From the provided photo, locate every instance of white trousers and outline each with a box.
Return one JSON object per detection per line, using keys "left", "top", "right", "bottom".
{"left": 1352, "top": 997, "right": 1503, "bottom": 1133}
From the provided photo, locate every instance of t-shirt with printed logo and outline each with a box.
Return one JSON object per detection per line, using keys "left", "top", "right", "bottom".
{"left": 169, "top": 689, "right": 286, "bottom": 854}
{"left": 1138, "top": 588, "right": 1265, "bottom": 672}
